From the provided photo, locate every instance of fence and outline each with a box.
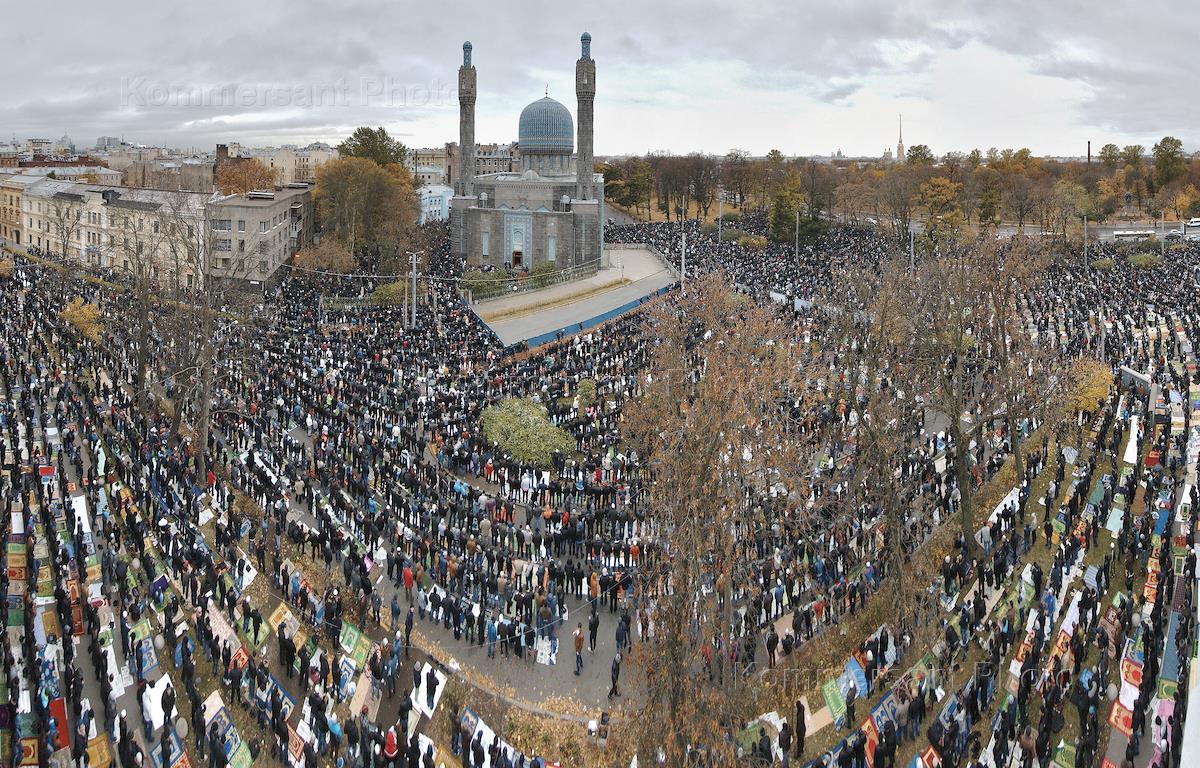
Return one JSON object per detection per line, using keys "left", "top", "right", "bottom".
{"left": 463, "top": 259, "right": 603, "bottom": 303}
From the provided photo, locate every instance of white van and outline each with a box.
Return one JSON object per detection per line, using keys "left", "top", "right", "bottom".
{"left": 1187, "top": 218, "right": 1200, "bottom": 229}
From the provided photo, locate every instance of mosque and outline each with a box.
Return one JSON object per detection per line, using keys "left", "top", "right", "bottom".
{"left": 449, "top": 34, "right": 605, "bottom": 272}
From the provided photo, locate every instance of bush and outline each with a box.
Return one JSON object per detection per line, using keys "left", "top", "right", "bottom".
{"left": 372, "top": 280, "right": 408, "bottom": 306}
{"left": 61, "top": 297, "right": 103, "bottom": 343}
{"left": 576, "top": 378, "right": 597, "bottom": 409}
{"left": 720, "top": 227, "right": 746, "bottom": 242}
{"left": 722, "top": 211, "right": 741, "bottom": 224}
{"left": 1090, "top": 258, "right": 1114, "bottom": 271}
{"left": 530, "top": 261, "right": 558, "bottom": 289}
{"left": 480, "top": 398, "right": 575, "bottom": 468}
{"left": 738, "top": 234, "right": 768, "bottom": 251}
{"left": 700, "top": 222, "right": 718, "bottom": 235}
{"left": 0, "top": 257, "right": 13, "bottom": 279}
{"left": 1128, "top": 253, "right": 1162, "bottom": 269}
{"left": 462, "top": 269, "right": 504, "bottom": 299}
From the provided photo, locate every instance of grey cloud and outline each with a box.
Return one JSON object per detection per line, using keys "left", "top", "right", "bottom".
{"left": 3, "top": 0, "right": 1196, "bottom": 152}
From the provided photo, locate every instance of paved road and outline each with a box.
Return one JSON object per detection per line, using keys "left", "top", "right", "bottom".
{"left": 486, "top": 270, "right": 674, "bottom": 346}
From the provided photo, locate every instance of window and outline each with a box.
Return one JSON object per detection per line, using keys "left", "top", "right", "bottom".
{"left": 481, "top": 231, "right": 489, "bottom": 257}
{"left": 152, "top": 221, "right": 159, "bottom": 233}
{"left": 214, "top": 239, "right": 231, "bottom": 251}
{"left": 237, "top": 220, "right": 246, "bottom": 232}
{"left": 238, "top": 239, "right": 245, "bottom": 252}
{"left": 547, "top": 235, "right": 556, "bottom": 263}
{"left": 211, "top": 219, "right": 232, "bottom": 231}
{"left": 187, "top": 225, "right": 194, "bottom": 238}
{"left": 259, "top": 221, "right": 267, "bottom": 233}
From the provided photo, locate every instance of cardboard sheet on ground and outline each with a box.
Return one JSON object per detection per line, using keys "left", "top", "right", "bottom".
{"left": 348, "top": 671, "right": 382, "bottom": 720}
{"left": 409, "top": 662, "right": 447, "bottom": 719}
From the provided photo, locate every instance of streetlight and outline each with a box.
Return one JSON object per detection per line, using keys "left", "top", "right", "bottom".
{"left": 1083, "top": 214, "right": 1088, "bottom": 262}
{"left": 405, "top": 250, "right": 421, "bottom": 327}
{"left": 717, "top": 188, "right": 723, "bottom": 261}
{"left": 794, "top": 209, "right": 799, "bottom": 260}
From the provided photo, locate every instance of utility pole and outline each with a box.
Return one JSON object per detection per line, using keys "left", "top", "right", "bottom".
{"left": 717, "top": 192, "right": 723, "bottom": 259}
{"left": 1083, "top": 215, "right": 1088, "bottom": 261}
{"left": 794, "top": 209, "right": 799, "bottom": 260}
{"left": 410, "top": 251, "right": 418, "bottom": 327}
{"left": 681, "top": 229, "right": 687, "bottom": 294}
{"left": 909, "top": 229, "right": 915, "bottom": 271}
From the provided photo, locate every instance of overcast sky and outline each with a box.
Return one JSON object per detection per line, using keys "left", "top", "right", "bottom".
{"left": 4, "top": 0, "right": 1196, "bottom": 158}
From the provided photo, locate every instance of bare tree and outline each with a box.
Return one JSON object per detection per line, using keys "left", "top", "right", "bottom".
{"left": 617, "top": 275, "right": 811, "bottom": 766}
{"left": 102, "top": 200, "right": 172, "bottom": 408}
{"left": 158, "top": 192, "right": 260, "bottom": 484}
{"left": 879, "top": 165, "right": 922, "bottom": 241}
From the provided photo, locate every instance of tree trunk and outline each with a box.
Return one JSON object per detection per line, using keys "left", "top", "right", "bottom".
{"left": 194, "top": 306, "right": 216, "bottom": 485}
{"left": 952, "top": 420, "right": 978, "bottom": 559}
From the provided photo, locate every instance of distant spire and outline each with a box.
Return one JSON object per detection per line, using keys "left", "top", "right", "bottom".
{"left": 545, "top": 82, "right": 549, "bottom": 97}
{"left": 899, "top": 114, "right": 902, "bottom": 143}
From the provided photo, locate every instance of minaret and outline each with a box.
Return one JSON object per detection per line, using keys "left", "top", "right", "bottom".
{"left": 458, "top": 41, "right": 476, "bottom": 196}
{"left": 575, "top": 32, "right": 595, "bottom": 201}
{"left": 896, "top": 114, "right": 905, "bottom": 164}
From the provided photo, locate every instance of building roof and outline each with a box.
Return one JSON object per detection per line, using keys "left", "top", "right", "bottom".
{"left": 518, "top": 97, "right": 573, "bottom": 154}
{"left": 19, "top": 165, "right": 121, "bottom": 178}
{"left": 0, "top": 173, "right": 47, "bottom": 189}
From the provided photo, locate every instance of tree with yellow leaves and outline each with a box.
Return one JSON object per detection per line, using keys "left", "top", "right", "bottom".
{"left": 215, "top": 158, "right": 278, "bottom": 195}
{"left": 314, "top": 156, "right": 418, "bottom": 257}
{"left": 61, "top": 297, "right": 103, "bottom": 343}
{"left": 919, "top": 176, "right": 965, "bottom": 246}
{"left": 293, "top": 238, "right": 355, "bottom": 279}
{"left": 1162, "top": 183, "right": 1198, "bottom": 221}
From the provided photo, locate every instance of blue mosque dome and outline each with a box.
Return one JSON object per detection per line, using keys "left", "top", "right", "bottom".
{"left": 518, "top": 96, "right": 574, "bottom": 154}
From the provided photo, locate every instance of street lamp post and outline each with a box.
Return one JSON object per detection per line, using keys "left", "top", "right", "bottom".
{"left": 407, "top": 250, "right": 420, "bottom": 327}
{"left": 681, "top": 228, "right": 687, "bottom": 294}
{"left": 717, "top": 191, "right": 723, "bottom": 260}
{"left": 794, "top": 209, "right": 799, "bottom": 260}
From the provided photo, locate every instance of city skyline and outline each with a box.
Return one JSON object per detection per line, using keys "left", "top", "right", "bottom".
{"left": 2, "top": 0, "right": 1196, "bottom": 158}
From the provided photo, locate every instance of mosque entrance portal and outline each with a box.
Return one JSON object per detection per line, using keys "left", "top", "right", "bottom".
{"left": 512, "top": 250, "right": 524, "bottom": 268}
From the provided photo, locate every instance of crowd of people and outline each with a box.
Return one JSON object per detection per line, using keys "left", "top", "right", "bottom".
{"left": 0, "top": 210, "right": 1196, "bottom": 768}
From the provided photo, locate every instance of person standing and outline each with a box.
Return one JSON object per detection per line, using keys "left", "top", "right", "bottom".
{"left": 608, "top": 653, "right": 622, "bottom": 699}
{"left": 795, "top": 699, "right": 806, "bottom": 759}
{"left": 588, "top": 609, "right": 600, "bottom": 653}
{"left": 573, "top": 623, "right": 584, "bottom": 676}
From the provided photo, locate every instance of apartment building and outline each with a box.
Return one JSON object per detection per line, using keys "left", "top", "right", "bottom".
{"left": 20, "top": 177, "right": 313, "bottom": 286}
{"left": 0, "top": 173, "right": 42, "bottom": 245}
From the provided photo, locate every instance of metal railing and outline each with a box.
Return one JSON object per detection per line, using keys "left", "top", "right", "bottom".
{"left": 463, "top": 258, "right": 602, "bottom": 302}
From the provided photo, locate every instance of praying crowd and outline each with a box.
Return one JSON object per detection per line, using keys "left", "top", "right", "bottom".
{"left": 0, "top": 210, "right": 1196, "bottom": 768}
